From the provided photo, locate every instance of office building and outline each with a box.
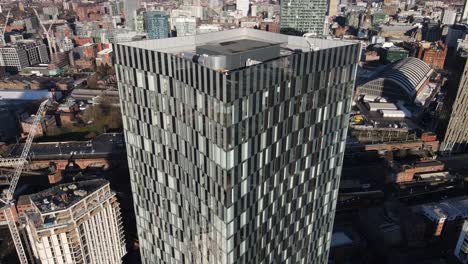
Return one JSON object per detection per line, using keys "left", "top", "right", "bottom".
{"left": 124, "top": 0, "right": 141, "bottom": 29}
{"left": 445, "top": 24, "right": 468, "bottom": 48}
{"left": 442, "top": 9, "right": 457, "bottom": 25}
{"left": 454, "top": 220, "right": 468, "bottom": 263}
{"left": 23, "top": 179, "right": 126, "bottom": 263}
{"left": 0, "top": 46, "right": 29, "bottom": 72}
{"left": 17, "top": 40, "right": 50, "bottom": 65}
{"left": 440, "top": 61, "right": 468, "bottom": 154}
{"left": 115, "top": 28, "right": 359, "bottom": 264}
{"left": 280, "top": 0, "right": 327, "bottom": 35}
{"left": 144, "top": 11, "right": 170, "bottom": 39}
{"left": 0, "top": 40, "right": 49, "bottom": 72}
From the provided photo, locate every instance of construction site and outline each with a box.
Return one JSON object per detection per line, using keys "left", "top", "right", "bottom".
{"left": 23, "top": 179, "right": 126, "bottom": 263}
{"left": 0, "top": 98, "right": 133, "bottom": 263}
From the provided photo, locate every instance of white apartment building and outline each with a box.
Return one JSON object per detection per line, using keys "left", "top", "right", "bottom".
{"left": 23, "top": 179, "right": 126, "bottom": 264}
{"left": 197, "top": 24, "right": 223, "bottom": 34}
{"left": 173, "top": 16, "right": 197, "bottom": 36}
{"left": 237, "top": 0, "right": 249, "bottom": 16}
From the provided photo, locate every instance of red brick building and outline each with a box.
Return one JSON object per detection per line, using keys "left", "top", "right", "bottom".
{"left": 16, "top": 195, "right": 33, "bottom": 219}
{"left": 393, "top": 160, "right": 445, "bottom": 183}
{"left": 75, "top": 4, "right": 103, "bottom": 22}
{"left": 73, "top": 37, "right": 94, "bottom": 46}
{"left": 82, "top": 43, "right": 97, "bottom": 60}
{"left": 260, "top": 21, "right": 279, "bottom": 33}
{"left": 417, "top": 41, "right": 447, "bottom": 70}
{"left": 21, "top": 115, "right": 57, "bottom": 137}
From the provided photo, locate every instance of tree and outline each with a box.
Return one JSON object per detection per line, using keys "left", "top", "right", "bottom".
{"left": 87, "top": 74, "right": 99, "bottom": 89}
{"left": 96, "top": 64, "right": 115, "bottom": 78}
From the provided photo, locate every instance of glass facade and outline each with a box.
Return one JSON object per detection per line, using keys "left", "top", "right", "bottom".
{"left": 144, "top": 11, "right": 170, "bottom": 40}
{"left": 114, "top": 30, "right": 359, "bottom": 264}
{"left": 440, "top": 60, "right": 468, "bottom": 154}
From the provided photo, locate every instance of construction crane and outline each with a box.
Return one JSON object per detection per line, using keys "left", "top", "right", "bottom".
{"left": 33, "top": 9, "right": 56, "bottom": 56}
{"left": 0, "top": 10, "right": 10, "bottom": 46}
{"left": 0, "top": 99, "right": 51, "bottom": 264}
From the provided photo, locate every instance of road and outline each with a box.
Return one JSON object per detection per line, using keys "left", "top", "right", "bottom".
{"left": 6, "top": 133, "right": 126, "bottom": 160}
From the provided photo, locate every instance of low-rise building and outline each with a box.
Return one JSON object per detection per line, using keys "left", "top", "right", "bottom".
{"left": 16, "top": 195, "right": 33, "bottom": 219}
{"left": 96, "top": 48, "right": 113, "bottom": 67}
{"left": 416, "top": 41, "right": 447, "bottom": 70}
{"left": 379, "top": 46, "right": 409, "bottom": 64}
{"left": 418, "top": 196, "right": 468, "bottom": 238}
{"left": 392, "top": 160, "right": 445, "bottom": 183}
{"left": 197, "top": 24, "right": 223, "bottom": 34}
{"left": 20, "top": 114, "right": 57, "bottom": 137}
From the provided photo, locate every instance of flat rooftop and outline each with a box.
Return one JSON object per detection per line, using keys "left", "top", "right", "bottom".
{"left": 118, "top": 27, "right": 355, "bottom": 56}
{"left": 419, "top": 196, "right": 468, "bottom": 221}
{"left": 198, "top": 39, "right": 279, "bottom": 55}
{"left": 30, "top": 179, "right": 108, "bottom": 214}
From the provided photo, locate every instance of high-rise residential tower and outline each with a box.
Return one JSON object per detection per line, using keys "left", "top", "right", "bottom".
{"left": 237, "top": 0, "right": 250, "bottom": 16}
{"left": 328, "top": 0, "right": 338, "bottom": 17}
{"left": 144, "top": 11, "right": 170, "bottom": 39}
{"left": 124, "top": 0, "right": 141, "bottom": 29}
{"left": 280, "top": 0, "right": 327, "bottom": 35}
{"left": 22, "top": 179, "right": 126, "bottom": 263}
{"left": 440, "top": 60, "right": 468, "bottom": 154}
{"left": 115, "top": 28, "right": 360, "bottom": 264}
{"left": 462, "top": 0, "right": 468, "bottom": 23}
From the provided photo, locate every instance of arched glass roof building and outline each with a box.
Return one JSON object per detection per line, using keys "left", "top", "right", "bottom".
{"left": 356, "top": 57, "right": 433, "bottom": 102}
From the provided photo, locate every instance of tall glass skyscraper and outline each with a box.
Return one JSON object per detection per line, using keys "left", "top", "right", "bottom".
{"left": 280, "top": 0, "right": 327, "bottom": 35}
{"left": 144, "top": 11, "right": 170, "bottom": 39}
{"left": 114, "top": 28, "right": 359, "bottom": 264}
{"left": 440, "top": 60, "right": 468, "bottom": 154}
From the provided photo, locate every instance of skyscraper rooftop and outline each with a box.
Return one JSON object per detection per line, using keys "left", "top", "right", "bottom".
{"left": 29, "top": 179, "right": 108, "bottom": 213}
{"left": 119, "top": 28, "right": 353, "bottom": 53}
{"left": 116, "top": 28, "right": 356, "bottom": 71}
